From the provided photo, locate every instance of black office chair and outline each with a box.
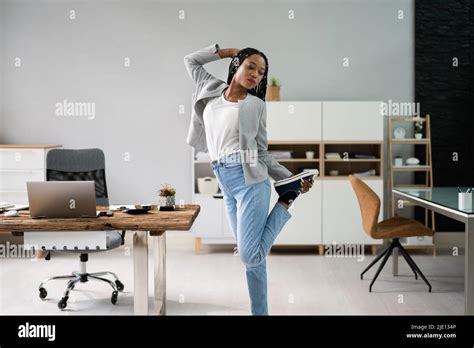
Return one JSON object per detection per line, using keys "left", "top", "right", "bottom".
{"left": 37, "top": 148, "right": 125, "bottom": 310}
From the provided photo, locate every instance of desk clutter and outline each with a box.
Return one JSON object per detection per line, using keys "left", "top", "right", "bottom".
{"left": 0, "top": 202, "right": 29, "bottom": 213}
{"left": 110, "top": 204, "right": 155, "bottom": 214}
{"left": 458, "top": 188, "right": 473, "bottom": 211}
{"left": 1, "top": 202, "right": 29, "bottom": 217}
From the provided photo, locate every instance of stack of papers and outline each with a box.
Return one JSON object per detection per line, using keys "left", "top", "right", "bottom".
{"left": 325, "top": 153, "right": 342, "bottom": 160}
{"left": 0, "top": 203, "right": 29, "bottom": 212}
{"left": 268, "top": 151, "right": 293, "bottom": 159}
{"left": 0, "top": 202, "right": 14, "bottom": 209}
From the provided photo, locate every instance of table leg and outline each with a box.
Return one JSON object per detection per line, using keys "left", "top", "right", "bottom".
{"left": 465, "top": 220, "right": 473, "bottom": 315}
{"left": 392, "top": 246, "right": 399, "bottom": 276}
{"left": 153, "top": 233, "right": 167, "bottom": 315}
{"left": 133, "top": 231, "right": 149, "bottom": 315}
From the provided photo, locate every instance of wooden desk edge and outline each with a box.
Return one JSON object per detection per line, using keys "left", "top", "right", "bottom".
{"left": 149, "top": 204, "right": 201, "bottom": 236}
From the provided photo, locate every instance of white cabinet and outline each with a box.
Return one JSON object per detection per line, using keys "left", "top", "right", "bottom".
{"left": 266, "top": 102, "right": 322, "bottom": 141}
{"left": 0, "top": 148, "right": 46, "bottom": 170}
{"left": 0, "top": 146, "right": 61, "bottom": 205}
{"left": 323, "top": 102, "right": 383, "bottom": 141}
{"left": 192, "top": 194, "right": 234, "bottom": 241}
{"left": 322, "top": 179, "right": 383, "bottom": 245}
{"left": 403, "top": 236, "right": 434, "bottom": 246}
{"left": 0, "top": 170, "right": 45, "bottom": 190}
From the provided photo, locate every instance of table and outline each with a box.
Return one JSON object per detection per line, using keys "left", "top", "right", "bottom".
{"left": 0, "top": 204, "right": 200, "bottom": 315}
{"left": 393, "top": 187, "right": 473, "bottom": 314}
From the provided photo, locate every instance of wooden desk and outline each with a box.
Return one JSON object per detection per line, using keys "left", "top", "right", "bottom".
{"left": 0, "top": 205, "right": 200, "bottom": 315}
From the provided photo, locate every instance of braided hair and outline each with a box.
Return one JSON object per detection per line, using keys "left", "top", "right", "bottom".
{"left": 226, "top": 48, "right": 269, "bottom": 101}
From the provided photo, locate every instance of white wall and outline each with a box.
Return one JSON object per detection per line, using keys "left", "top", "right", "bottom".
{"left": 0, "top": 0, "right": 415, "bottom": 206}
{"left": 0, "top": 0, "right": 4, "bottom": 141}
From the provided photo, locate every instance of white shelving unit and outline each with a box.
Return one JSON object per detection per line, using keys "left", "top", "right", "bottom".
{"left": 191, "top": 101, "right": 384, "bottom": 254}
{"left": 387, "top": 115, "right": 435, "bottom": 253}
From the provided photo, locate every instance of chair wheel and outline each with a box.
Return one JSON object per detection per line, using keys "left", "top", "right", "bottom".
{"left": 39, "top": 287, "right": 47, "bottom": 300}
{"left": 111, "top": 291, "right": 118, "bottom": 305}
{"left": 115, "top": 280, "right": 124, "bottom": 291}
{"left": 58, "top": 297, "right": 68, "bottom": 310}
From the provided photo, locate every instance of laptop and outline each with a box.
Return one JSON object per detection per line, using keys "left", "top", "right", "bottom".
{"left": 27, "top": 181, "right": 97, "bottom": 219}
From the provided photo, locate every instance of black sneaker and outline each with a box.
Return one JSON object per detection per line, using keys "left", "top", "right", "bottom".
{"left": 274, "top": 169, "right": 319, "bottom": 206}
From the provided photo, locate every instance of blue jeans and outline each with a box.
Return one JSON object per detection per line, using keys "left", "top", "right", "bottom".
{"left": 211, "top": 151, "right": 292, "bottom": 315}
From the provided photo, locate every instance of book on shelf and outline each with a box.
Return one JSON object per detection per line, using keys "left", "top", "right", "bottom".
{"left": 352, "top": 169, "right": 377, "bottom": 177}
{"left": 325, "top": 152, "right": 341, "bottom": 160}
{"left": 268, "top": 150, "right": 293, "bottom": 159}
{"left": 352, "top": 154, "right": 377, "bottom": 159}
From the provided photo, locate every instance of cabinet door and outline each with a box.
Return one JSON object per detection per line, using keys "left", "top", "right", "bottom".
{"left": 322, "top": 102, "right": 383, "bottom": 141}
{"left": 266, "top": 102, "right": 322, "bottom": 141}
{"left": 0, "top": 191, "right": 29, "bottom": 205}
{"left": 270, "top": 179, "right": 322, "bottom": 245}
{"left": 0, "top": 149, "right": 46, "bottom": 169}
{"left": 192, "top": 194, "right": 223, "bottom": 238}
{"left": 0, "top": 170, "right": 44, "bottom": 190}
{"left": 404, "top": 236, "right": 434, "bottom": 246}
{"left": 322, "top": 179, "right": 383, "bottom": 245}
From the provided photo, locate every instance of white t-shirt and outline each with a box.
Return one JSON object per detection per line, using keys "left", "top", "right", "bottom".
{"left": 203, "top": 93, "right": 246, "bottom": 162}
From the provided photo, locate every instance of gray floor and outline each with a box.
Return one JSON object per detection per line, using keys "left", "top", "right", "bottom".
{"left": 0, "top": 232, "right": 464, "bottom": 315}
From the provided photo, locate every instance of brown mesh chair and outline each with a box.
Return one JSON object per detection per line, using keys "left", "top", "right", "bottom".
{"left": 349, "top": 175, "right": 434, "bottom": 292}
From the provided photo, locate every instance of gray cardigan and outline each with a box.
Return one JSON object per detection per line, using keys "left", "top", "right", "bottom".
{"left": 184, "top": 43, "right": 292, "bottom": 185}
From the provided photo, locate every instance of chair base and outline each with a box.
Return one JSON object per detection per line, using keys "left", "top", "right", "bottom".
{"left": 361, "top": 238, "right": 432, "bottom": 292}
{"left": 38, "top": 254, "right": 124, "bottom": 310}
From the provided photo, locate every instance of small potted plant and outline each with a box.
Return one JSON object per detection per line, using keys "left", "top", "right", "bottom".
{"left": 266, "top": 77, "right": 280, "bottom": 101}
{"left": 158, "top": 183, "right": 176, "bottom": 210}
{"left": 415, "top": 118, "right": 423, "bottom": 139}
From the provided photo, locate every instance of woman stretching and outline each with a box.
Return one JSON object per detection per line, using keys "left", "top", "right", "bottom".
{"left": 184, "top": 43, "right": 318, "bottom": 315}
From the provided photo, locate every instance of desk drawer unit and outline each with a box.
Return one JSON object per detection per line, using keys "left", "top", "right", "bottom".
{"left": 0, "top": 146, "right": 60, "bottom": 205}
{"left": 0, "top": 149, "right": 46, "bottom": 170}
{"left": 0, "top": 169, "right": 45, "bottom": 190}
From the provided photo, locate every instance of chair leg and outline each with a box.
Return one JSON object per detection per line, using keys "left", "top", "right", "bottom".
{"left": 63, "top": 277, "right": 82, "bottom": 298}
{"left": 400, "top": 251, "right": 418, "bottom": 279}
{"left": 88, "top": 275, "right": 118, "bottom": 291}
{"left": 397, "top": 243, "right": 432, "bottom": 292}
{"left": 369, "top": 242, "right": 395, "bottom": 292}
{"left": 90, "top": 271, "right": 120, "bottom": 281}
{"left": 361, "top": 243, "right": 391, "bottom": 280}
{"left": 39, "top": 274, "right": 76, "bottom": 289}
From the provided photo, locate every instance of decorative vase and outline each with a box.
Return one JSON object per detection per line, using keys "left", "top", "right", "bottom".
{"left": 158, "top": 195, "right": 175, "bottom": 207}
{"left": 415, "top": 133, "right": 422, "bottom": 139}
{"left": 266, "top": 85, "right": 280, "bottom": 101}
